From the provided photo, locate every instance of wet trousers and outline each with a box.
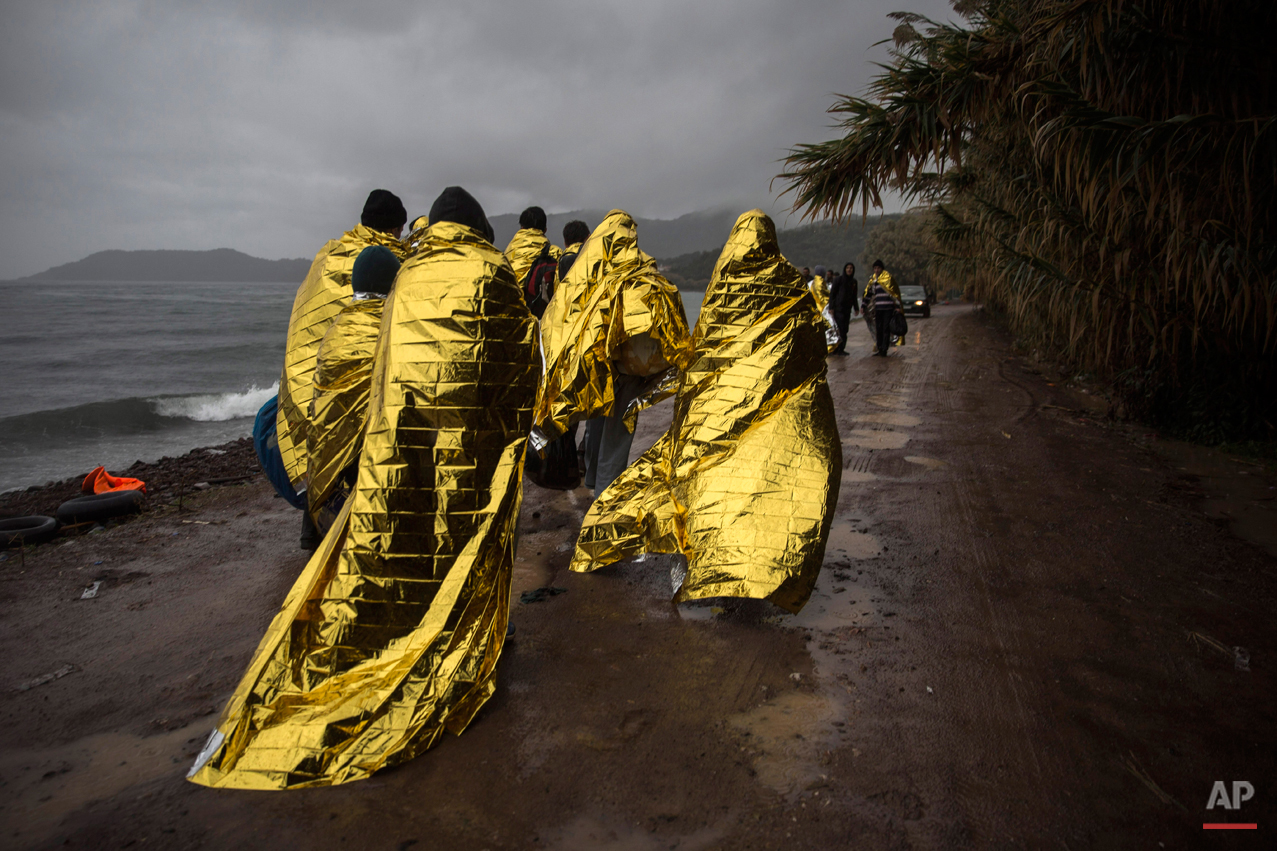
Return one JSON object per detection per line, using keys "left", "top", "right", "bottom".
{"left": 875, "top": 307, "right": 895, "bottom": 355}
{"left": 583, "top": 373, "right": 644, "bottom": 496}
{"left": 832, "top": 308, "right": 852, "bottom": 353}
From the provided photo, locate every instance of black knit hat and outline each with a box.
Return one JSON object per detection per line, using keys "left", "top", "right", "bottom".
{"left": 872, "top": 258, "right": 885, "bottom": 269}
{"left": 351, "top": 245, "right": 401, "bottom": 296}
{"left": 360, "top": 189, "right": 408, "bottom": 232}
{"left": 428, "top": 186, "right": 494, "bottom": 242}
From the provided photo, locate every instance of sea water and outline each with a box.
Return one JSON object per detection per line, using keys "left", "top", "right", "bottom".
{"left": 0, "top": 281, "right": 292, "bottom": 492}
{"left": 0, "top": 282, "right": 707, "bottom": 493}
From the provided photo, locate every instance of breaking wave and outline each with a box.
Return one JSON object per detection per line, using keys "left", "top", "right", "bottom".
{"left": 151, "top": 383, "right": 277, "bottom": 422}
{"left": 0, "top": 384, "right": 277, "bottom": 448}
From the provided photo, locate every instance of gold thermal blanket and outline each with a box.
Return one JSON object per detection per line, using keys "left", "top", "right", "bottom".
{"left": 189, "top": 221, "right": 538, "bottom": 790}
{"left": 862, "top": 269, "right": 905, "bottom": 347}
{"left": 277, "top": 225, "right": 406, "bottom": 485}
{"left": 809, "top": 274, "right": 830, "bottom": 312}
{"left": 570, "top": 210, "right": 841, "bottom": 613}
{"left": 862, "top": 269, "right": 900, "bottom": 303}
{"left": 403, "top": 216, "right": 430, "bottom": 256}
{"left": 305, "top": 298, "right": 384, "bottom": 531}
{"left": 809, "top": 274, "right": 840, "bottom": 350}
{"left": 534, "top": 210, "right": 693, "bottom": 441}
{"left": 504, "top": 228, "right": 562, "bottom": 286}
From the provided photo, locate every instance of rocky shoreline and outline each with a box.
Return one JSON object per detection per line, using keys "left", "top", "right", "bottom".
{"left": 0, "top": 437, "right": 262, "bottom": 523}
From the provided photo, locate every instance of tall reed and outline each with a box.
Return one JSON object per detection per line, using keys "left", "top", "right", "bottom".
{"left": 780, "top": 0, "right": 1276, "bottom": 440}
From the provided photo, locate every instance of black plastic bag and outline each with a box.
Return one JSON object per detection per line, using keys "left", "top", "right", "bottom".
{"left": 890, "top": 311, "right": 908, "bottom": 337}
{"left": 527, "top": 432, "right": 581, "bottom": 490}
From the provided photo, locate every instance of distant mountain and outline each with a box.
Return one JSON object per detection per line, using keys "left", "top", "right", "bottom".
{"left": 20, "top": 249, "right": 311, "bottom": 283}
{"left": 17, "top": 210, "right": 903, "bottom": 287}
{"left": 490, "top": 208, "right": 745, "bottom": 259}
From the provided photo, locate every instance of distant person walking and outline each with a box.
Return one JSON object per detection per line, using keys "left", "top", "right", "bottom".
{"left": 525, "top": 219, "right": 594, "bottom": 491}
{"left": 505, "top": 206, "right": 562, "bottom": 315}
{"left": 828, "top": 262, "right": 858, "bottom": 355}
{"left": 863, "top": 259, "right": 902, "bottom": 357}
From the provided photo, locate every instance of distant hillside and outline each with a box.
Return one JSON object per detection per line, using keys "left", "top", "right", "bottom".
{"left": 22, "top": 249, "right": 312, "bottom": 282}
{"left": 490, "top": 208, "right": 743, "bottom": 259}
{"left": 19, "top": 210, "right": 903, "bottom": 287}
{"left": 660, "top": 215, "right": 903, "bottom": 290}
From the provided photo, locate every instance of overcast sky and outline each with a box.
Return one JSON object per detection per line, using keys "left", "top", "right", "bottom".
{"left": 0, "top": 0, "right": 953, "bottom": 277}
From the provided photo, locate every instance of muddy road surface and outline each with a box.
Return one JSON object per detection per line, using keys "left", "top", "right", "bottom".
{"left": 2, "top": 304, "right": 1274, "bottom": 849}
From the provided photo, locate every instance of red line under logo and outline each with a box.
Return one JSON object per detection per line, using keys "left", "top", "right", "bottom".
{"left": 1203, "top": 823, "right": 1257, "bottom": 830}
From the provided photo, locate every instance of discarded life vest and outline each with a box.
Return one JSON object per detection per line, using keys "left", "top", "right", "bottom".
{"left": 82, "top": 466, "right": 146, "bottom": 495}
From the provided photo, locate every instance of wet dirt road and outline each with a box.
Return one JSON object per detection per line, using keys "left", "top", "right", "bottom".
{"left": 2, "top": 304, "right": 1274, "bottom": 849}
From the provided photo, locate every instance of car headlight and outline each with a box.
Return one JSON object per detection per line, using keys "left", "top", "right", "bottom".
{"left": 915, "top": 300, "right": 924, "bottom": 305}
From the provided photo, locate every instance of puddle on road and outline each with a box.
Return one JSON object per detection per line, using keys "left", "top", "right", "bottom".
{"left": 842, "top": 430, "right": 910, "bottom": 450}
{"left": 826, "top": 520, "right": 882, "bottom": 560}
{"left": 854, "top": 412, "right": 921, "bottom": 428}
{"left": 514, "top": 529, "right": 562, "bottom": 592}
{"left": 904, "top": 455, "right": 948, "bottom": 470}
{"left": 728, "top": 691, "right": 839, "bottom": 797}
{"left": 1155, "top": 441, "right": 1277, "bottom": 559}
{"left": 865, "top": 394, "right": 906, "bottom": 410}
{"left": 0, "top": 726, "right": 194, "bottom": 845}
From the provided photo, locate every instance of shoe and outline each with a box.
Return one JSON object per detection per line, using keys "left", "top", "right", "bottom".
{"left": 299, "top": 511, "right": 321, "bottom": 551}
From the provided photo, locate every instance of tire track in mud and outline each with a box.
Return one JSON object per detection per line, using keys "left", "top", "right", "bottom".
{"left": 920, "top": 339, "right": 1058, "bottom": 839}
{"left": 785, "top": 307, "right": 1087, "bottom": 843}
{"left": 723, "top": 312, "right": 956, "bottom": 817}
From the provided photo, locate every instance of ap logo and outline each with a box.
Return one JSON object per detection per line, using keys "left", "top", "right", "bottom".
{"left": 1204, "top": 781, "right": 1257, "bottom": 830}
{"left": 1207, "top": 781, "right": 1254, "bottom": 810}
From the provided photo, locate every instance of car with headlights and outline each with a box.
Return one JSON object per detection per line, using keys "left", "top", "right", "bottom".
{"left": 899, "top": 284, "right": 930, "bottom": 317}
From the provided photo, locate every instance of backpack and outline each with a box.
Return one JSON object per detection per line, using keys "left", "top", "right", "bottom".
{"left": 523, "top": 247, "right": 558, "bottom": 319}
{"left": 252, "top": 394, "right": 306, "bottom": 510}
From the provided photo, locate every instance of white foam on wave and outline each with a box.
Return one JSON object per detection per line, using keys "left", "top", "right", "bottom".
{"left": 152, "top": 382, "right": 278, "bottom": 422}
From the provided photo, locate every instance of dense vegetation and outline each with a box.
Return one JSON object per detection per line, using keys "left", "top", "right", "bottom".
{"left": 661, "top": 218, "right": 900, "bottom": 290}
{"left": 780, "top": 0, "right": 1276, "bottom": 441}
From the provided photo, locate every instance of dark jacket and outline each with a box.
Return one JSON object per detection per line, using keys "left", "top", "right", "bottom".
{"left": 829, "top": 274, "right": 858, "bottom": 322}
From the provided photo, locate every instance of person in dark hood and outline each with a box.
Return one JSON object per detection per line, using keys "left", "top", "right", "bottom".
{"left": 428, "top": 186, "right": 495, "bottom": 243}
{"left": 361, "top": 189, "right": 409, "bottom": 238}
{"left": 282, "top": 189, "right": 407, "bottom": 551}
{"left": 828, "top": 261, "right": 859, "bottom": 355}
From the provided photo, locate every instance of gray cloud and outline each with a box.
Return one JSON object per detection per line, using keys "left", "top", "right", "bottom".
{"left": 0, "top": 0, "right": 952, "bottom": 276}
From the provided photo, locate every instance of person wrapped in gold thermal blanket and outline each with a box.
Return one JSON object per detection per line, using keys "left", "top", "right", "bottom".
{"left": 861, "top": 260, "right": 905, "bottom": 352}
{"left": 809, "top": 264, "right": 841, "bottom": 352}
{"left": 305, "top": 245, "right": 402, "bottom": 536}
{"left": 276, "top": 190, "right": 408, "bottom": 488}
{"left": 504, "top": 206, "right": 562, "bottom": 301}
{"left": 570, "top": 210, "right": 842, "bottom": 613}
{"left": 188, "top": 187, "right": 539, "bottom": 790}
{"left": 533, "top": 210, "right": 693, "bottom": 496}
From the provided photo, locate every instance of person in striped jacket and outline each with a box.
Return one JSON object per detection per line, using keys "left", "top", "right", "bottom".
{"left": 862, "top": 259, "right": 902, "bottom": 356}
